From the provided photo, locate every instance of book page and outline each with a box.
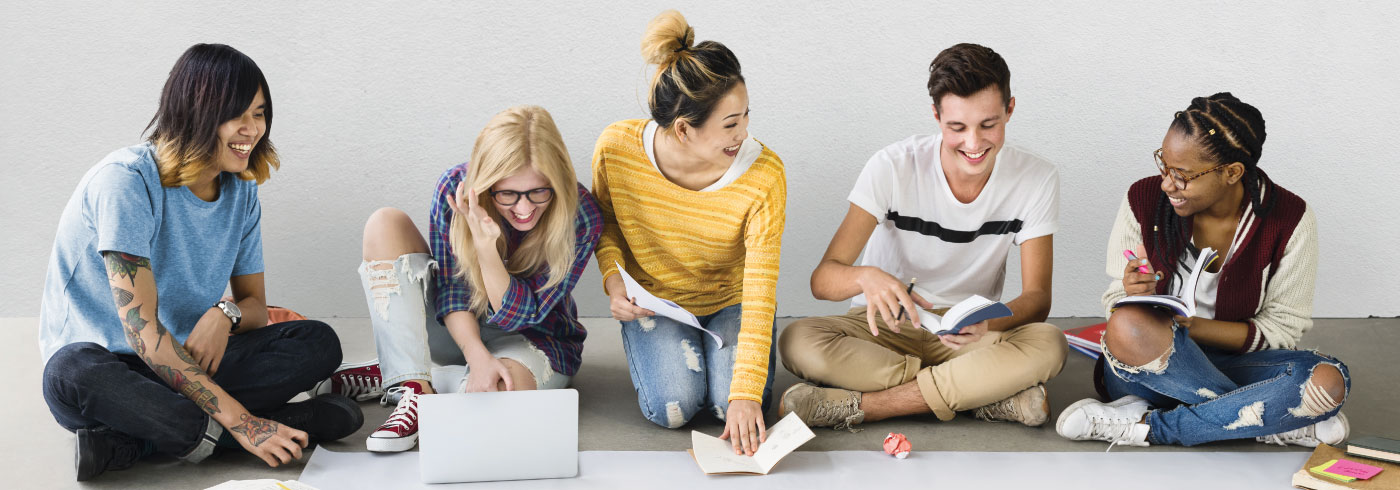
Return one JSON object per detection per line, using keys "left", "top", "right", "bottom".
{"left": 690, "top": 431, "right": 763, "bottom": 474}
{"left": 615, "top": 261, "right": 724, "bottom": 347}
{"left": 1179, "top": 248, "right": 1218, "bottom": 316}
{"left": 690, "top": 412, "right": 815, "bottom": 475}
{"left": 752, "top": 412, "right": 817, "bottom": 472}
{"left": 942, "top": 295, "right": 1012, "bottom": 333}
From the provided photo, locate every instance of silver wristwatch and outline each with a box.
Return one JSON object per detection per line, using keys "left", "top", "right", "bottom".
{"left": 215, "top": 300, "right": 242, "bottom": 332}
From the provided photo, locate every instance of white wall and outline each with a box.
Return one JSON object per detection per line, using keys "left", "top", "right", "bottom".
{"left": 3, "top": 1, "right": 1397, "bottom": 319}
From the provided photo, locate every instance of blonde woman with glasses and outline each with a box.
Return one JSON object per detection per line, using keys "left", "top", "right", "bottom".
{"left": 316, "top": 105, "right": 602, "bottom": 452}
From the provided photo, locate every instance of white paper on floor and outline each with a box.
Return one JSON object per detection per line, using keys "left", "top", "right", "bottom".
{"left": 300, "top": 448, "right": 1308, "bottom": 489}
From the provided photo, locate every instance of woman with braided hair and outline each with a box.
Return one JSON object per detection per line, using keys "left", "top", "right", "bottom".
{"left": 1056, "top": 93, "right": 1350, "bottom": 448}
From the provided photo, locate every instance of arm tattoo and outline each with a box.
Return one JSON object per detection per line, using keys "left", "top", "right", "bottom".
{"left": 111, "top": 286, "right": 134, "bottom": 308}
{"left": 103, "top": 252, "right": 149, "bottom": 286}
{"left": 152, "top": 364, "right": 221, "bottom": 415}
{"left": 229, "top": 413, "right": 279, "bottom": 447}
{"left": 122, "top": 305, "right": 149, "bottom": 356}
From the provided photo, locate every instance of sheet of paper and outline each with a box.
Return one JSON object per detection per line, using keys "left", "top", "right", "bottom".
{"left": 205, "top": 480, "right": 320, "bottom": 490}
{"left": 614, "top": 261, "right": 723, "bottom": 347}
{"left": 689, "top": 412, "right": 815, "bottom": 475}
{"left": 1326, "top": 458, "right": 1384, "bottom": 479}
{"left": 301, "top": 448, "right": 1308, "bottom": 489}
{"left": 690, "top": 431, "right": 763, "bottom": 474}
{"left": 751, "top": 412, "right": 817, "bottom": 472}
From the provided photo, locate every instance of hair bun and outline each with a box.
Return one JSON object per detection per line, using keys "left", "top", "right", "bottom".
{"left": 641, "top": 10, "right": 694, "bottom": 66}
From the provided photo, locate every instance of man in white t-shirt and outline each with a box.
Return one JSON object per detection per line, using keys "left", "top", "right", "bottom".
{"left": 777, "top": 43, "right": 1068, "bottom": 430}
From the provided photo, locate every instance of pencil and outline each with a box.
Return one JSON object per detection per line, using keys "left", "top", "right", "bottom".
{"left": 894, "top": 278, "right": 917, "bottom": 322}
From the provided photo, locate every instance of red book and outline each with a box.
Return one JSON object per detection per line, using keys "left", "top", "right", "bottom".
{"left": 1064, "top": 323, "right": 1107, "bottom": 359}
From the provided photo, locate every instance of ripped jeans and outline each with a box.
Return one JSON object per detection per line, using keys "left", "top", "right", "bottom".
{"left": 1102, "top": 321, "right": 1349, "bottom": 446}
{"left": 359, "top": 253, "right": 568, "bottom": 391}
{"left": 620, "top": 303, "right": 776, "bottom": 428}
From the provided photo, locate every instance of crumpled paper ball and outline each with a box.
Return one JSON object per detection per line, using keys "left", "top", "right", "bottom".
{"left": 883, "top": 432, "right": 911, "bottom": 459}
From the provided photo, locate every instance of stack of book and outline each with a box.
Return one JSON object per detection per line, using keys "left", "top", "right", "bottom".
{"left": 1063, "top": 323, "right": 1106, "bottom": 360}
{"left": 1292, "top": 437, "right": 1399, "bottom": 489}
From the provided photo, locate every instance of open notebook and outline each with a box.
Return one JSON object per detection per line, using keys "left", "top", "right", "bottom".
{"left": 1113, "top": 247, "right": 1219, "bottom": 317}
{"left": 914, "top": 295, "right": 1012, "bottom": 335}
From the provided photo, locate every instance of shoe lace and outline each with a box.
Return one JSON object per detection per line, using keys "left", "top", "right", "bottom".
{"left": 337, "top": 371, "right": 384, "bottom": 400}
{"left": 811, "top": 394, "right": 864, "bottom": 432}
{"left": 378, "top": 387, "right": 418, "bottom": 431}
{"left": 1087, "top": 415, "right": 1139, "bottom": 453}
{"left": 1258, "top": 424, "right": 1313, "bottom": 446}
{"left": 975, "top": 397, "right": 1016, "bottom": 423}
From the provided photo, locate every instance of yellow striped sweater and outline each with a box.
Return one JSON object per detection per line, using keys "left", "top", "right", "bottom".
{"left": 591, "top": 119, "right": 786, "bottom": 403}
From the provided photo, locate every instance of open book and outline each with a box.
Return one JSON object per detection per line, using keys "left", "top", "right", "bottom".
{"left": 688, "top": 412, "right": 815, "bottom": 475}
{"left": 615, "top": 261, "right": 724, "bottom": 347}
{"left": 914, "top": 295, "right": 1013, "bottom": 335}
{"left": 1112, "top": 247, "right": 1219, "bottom": 317}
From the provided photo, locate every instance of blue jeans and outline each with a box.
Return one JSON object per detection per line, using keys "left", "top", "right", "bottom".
{"left": 1102, "top": 322, "right": 1349, "bottom": 446}
{"left": 620, "top": 303, "right": 776, "bottom": 428}
{"left": 42, "top": 320, "right": 342, "bottom": 460}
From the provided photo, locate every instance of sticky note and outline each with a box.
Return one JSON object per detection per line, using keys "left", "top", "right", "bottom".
{"left": 1311, "top": 460, "right": 1357, "bottom": 482}
{"left": 1325, "top": 458, "right": 1384, "bottom": 480}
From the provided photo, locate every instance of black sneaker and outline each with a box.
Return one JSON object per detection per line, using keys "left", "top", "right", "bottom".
{"left": 75, "top": 427, "right": 143, "bottom": 481}
{"left": 266, "top": 393, "right": 364, "bottom": 443}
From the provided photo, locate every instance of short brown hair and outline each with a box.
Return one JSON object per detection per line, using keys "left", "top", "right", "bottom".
{"left": 926, "top": 43, "right": 1011, "bottom": 112}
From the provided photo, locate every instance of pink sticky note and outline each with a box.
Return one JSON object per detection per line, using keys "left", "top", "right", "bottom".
{"left": 1325, "top": 459, "right": 1384, "bottom": 480}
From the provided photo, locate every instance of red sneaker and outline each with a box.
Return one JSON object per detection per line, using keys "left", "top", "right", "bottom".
{"left": 367, "top": 385, "right": 422, "bottom": 452}
{"left": 311, "top": 360, "right": 383, "bottom": 402}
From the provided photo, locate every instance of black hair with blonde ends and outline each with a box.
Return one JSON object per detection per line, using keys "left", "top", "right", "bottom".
{"left": 146, "top": 43, "right": 279, "bottom": 187}
{"left": 641, "top": 10, "right": 744, "bottom": 131}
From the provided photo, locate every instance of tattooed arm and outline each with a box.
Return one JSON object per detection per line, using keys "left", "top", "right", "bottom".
{"left": 102, "top": 251, "right": 308, "bottom": 467}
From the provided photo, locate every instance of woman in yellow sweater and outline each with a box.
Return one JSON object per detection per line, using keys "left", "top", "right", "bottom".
{"left": 592, "top": 10, "right": 786, "bottom": 456}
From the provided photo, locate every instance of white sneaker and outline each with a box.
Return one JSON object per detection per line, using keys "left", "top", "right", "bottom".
{"left": 366, "top": 386, "right": 421, "bottom": 452}
{"left": 310, "top": 359, "right": 384, "bottom": 402}
{"left": 1056, "top": 395, "right": 1152, "bottom": 449}
{"left": 1257, "top": 413, "right": 1349, "bottom": 447}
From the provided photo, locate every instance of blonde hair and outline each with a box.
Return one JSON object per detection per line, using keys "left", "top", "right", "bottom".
{"left": 640, "top": 10, "right": 744, "bottom": 131}
{"left": 449, "top": 105, "right": 579, "bottom": 314}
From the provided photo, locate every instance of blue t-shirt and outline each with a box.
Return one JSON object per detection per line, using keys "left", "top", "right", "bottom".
{"left": 39, "top": 143, "right": 263, "bottom": 363}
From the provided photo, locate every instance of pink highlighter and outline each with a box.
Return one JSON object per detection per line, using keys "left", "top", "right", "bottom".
{"left": 1123, "top": 250, "right": 1151, "bottom": 274}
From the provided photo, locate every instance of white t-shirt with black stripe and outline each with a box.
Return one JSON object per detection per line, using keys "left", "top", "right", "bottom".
{"left": 848, "top": 134, "right": 1059, "bottom": 309}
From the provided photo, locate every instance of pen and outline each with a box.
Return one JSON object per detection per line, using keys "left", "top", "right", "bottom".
{"left": 1123, "top": 250, "right": 1151, "bottom": 274}
{"left": 894, "top": 278, "right": 917, "bottom": 322}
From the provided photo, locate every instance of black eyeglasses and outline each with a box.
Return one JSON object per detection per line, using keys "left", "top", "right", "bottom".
{"left": 1154, "top": 148, "right": 1231, "bottom": 191}
{"left": 490, "top": 187, "right": 554, "bottom": 206}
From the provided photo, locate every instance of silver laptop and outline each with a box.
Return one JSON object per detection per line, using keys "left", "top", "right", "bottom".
{"left": 417, "top": 389, "right": 579, "bottom": 483}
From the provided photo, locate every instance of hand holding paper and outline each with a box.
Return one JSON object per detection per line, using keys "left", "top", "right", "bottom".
{"left": 614, "top": 261, "right": 724, "bottom": 347}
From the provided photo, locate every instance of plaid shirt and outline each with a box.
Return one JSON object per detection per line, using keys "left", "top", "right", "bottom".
{"left": 429, "top": 163, "right": 602, "bottom": 376}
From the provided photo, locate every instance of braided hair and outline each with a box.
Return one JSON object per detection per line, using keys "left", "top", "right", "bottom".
{"left": 1151, "top": 92, "right": 1274, "bottom": 290}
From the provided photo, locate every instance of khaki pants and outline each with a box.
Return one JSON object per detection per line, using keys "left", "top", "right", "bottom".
{"left": 778, "top": 307, "right": 1068, "bottom": 421}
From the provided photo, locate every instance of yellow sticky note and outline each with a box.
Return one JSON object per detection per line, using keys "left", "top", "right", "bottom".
{"left": 1311, "top": 460, "right": 1358, "bottom": 482}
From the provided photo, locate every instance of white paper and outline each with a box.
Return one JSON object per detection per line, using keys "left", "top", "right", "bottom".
{"left": 301, "top": 448, "right": 1307, "bottom": 490}
{"left": 690, "top": 412, "right": 815, "bottom": 474}
{"left": 205, "top": 480, "right": 319, "bottom": 490}
{"left": 614, "top": 261, "right": 723, "bottom": 347}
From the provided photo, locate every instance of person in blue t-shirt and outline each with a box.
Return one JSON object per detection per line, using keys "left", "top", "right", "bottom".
{"left": 39, "top": 44, "right": 363, "bottom": 481}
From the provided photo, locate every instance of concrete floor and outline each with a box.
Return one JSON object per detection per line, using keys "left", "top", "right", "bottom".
{"left": 8, "top": 316, "right": 1397, "bottom": 488}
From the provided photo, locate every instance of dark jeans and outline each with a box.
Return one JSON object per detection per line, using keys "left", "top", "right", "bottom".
{"left": 42, "top": 320, "right": 342, "bottom": 458}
